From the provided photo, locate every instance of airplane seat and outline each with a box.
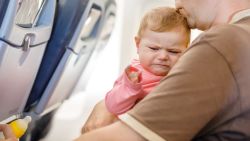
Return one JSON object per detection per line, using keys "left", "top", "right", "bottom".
{"left": 20, "top": 0, "right": 116, "bottom": 140}
{"left": 24, "top": 0, "right": 116, "bottom": 117}
{"left": 0, "top": 0, "right": 56, "bottom": 123}
{"left": 0, "top": 0, "right": 9, "bottom": 27}
{"left": 20, "top": 0, "right": 90, "bottom": 140}
{"left": 24, "top": 0, "right": 90, "bottom": 111}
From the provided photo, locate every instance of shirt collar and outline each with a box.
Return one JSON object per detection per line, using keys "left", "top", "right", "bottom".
{"left": 229, "top": 9, "right": 250, "bottom": 24}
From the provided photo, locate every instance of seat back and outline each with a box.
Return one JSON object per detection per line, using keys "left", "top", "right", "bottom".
{"left": 0, "top": 0, "right": 56, "bottom": 123}
{"left": 25, "top": 0, "right": 90, "bottom": 111}
{"left": 0, "top": 0, "right": 9, "bottom": 28}
{"left": 25, "top": 0, "right": 116, "bottom": 116}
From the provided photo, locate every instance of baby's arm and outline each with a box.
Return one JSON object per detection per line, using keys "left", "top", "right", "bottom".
{"left": 82, "top": 66, "right": 142, "bottom": 133}
{"left": 105, "top": 66, "right": 143, "bottom": 115}
{"left": 81, "top": 100, "right": 118, "bottom": 133}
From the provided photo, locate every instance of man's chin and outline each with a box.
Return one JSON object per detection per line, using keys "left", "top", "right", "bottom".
{"left": 186, "top": 19, "right": 197, "bottom": 29}
{"left": 188, "top": 22, "right": 196, "bottom": 29}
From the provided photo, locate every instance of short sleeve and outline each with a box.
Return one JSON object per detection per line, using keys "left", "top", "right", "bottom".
{"left": 120, "top": 42, "right": 238, "bottom": 141}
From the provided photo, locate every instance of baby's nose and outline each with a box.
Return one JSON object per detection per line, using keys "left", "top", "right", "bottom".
{"left": 158, "top": 51, "right": 169, "bottom": 60}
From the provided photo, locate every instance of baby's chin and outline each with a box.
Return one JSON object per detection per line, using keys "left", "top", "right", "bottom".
{"left": 151, "top": 70, "right": 169, "bottom": 76}
{"left": 154, "top": 68, "right": 170, "bottom": 76}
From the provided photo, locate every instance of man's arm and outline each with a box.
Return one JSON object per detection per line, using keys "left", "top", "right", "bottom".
{"left": 76, "top": 121, "right": 146, "bottom": 141}
{"left": 81, "top": 100, "right": 118, "bottom": 133}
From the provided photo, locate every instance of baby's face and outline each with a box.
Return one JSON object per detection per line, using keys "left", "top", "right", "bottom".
{"left": 136, "top": 28, "right": 188, "bottom": 76}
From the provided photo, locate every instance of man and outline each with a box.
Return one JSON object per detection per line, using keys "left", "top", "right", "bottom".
{"left": 76, "top": 0, "right": 250, "bottom": 140}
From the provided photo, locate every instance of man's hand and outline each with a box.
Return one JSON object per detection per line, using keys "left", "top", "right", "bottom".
{"left": 81, "top": 100, "right": 118, "bottom": 133}
{"left": 0, "top": 124, "right": 18, "bottom": 141}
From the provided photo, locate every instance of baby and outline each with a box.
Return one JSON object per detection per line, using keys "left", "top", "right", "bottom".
{"left": 82, "top": 6, "right": 190, "bottom": 133}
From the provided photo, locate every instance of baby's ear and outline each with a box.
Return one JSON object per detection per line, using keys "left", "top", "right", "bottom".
{"left": 134, "top": 36, "right": 140, "bottom": 49}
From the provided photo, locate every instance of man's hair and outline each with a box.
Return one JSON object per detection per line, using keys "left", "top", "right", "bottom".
{"left": 137, "top": 7, "right": 190, "bottom": 45}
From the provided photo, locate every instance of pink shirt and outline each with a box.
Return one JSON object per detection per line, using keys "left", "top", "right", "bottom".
{"left": 105, "top": 59, "right": 164, "bottom": 115}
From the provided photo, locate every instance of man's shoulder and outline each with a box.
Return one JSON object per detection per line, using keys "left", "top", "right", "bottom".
{"left": 193, "top": 24, "right": 239, "bottom": 45}
{"left": 207, "top": 23, "right": 247, "bottom": 38}
{"left": 188, "top": 23, "right": 249, "bottom": 54}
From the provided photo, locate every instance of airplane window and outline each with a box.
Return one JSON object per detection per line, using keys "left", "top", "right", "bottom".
{"left": 15, "top": 0, "right": 45, "bottom": 28}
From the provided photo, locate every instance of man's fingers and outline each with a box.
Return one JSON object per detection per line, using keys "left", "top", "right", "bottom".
{"left": 82, "top": 124, "right": 91, "bottom": 134}
{"left": 82, "top": 123, "right": 94, "bottom": 134}
{"left": 0, "top": 124, "right": 17, "bottom": 140}
{"left": 82, "top": 121, "right": 105, "bottom": 134}
{"left": 81, "top": 126, "right": 85, "bottom": 134}
{"left": 1, "top": 137, "right": 18, "bottom": 141}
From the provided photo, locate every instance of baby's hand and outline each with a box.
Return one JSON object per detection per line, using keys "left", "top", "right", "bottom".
{"left": 125, "top": 66, "right": 141, "bottom": 84}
